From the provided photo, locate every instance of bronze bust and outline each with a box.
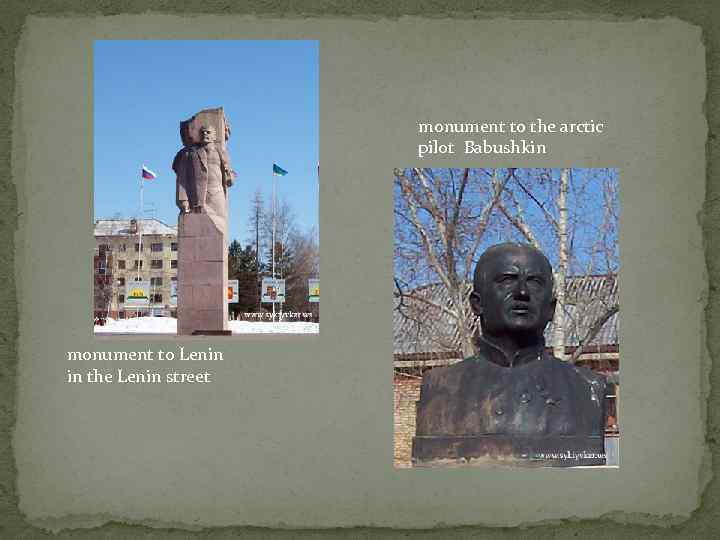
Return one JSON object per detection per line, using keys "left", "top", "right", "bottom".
{"left": 412, "top": 243, "right": 607, "bottom": 466}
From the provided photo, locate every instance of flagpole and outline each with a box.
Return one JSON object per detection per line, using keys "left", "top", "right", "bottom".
{"left": 272, "top": 164, "right": 276, "bottom": 322}
{"left": 278, "top": 239, "right": 283, "bottom": 321}
{"left": 137, "top": 165, "right": 144, "bottom": 318}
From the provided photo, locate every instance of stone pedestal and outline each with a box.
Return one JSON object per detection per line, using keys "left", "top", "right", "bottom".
{"left": 177, "top": 212, "right": 229, "bottom": 336}
{"left": 412, "top": 434, "right": 606, "bottom": 467}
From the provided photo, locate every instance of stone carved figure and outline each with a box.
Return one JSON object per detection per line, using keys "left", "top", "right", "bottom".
{"left": 412, "top": 243, "right": 607, "bottom": 466}
{"left": 173, "top": 124, "right": 233, "bottom": 234}
{"left": 172, "top": 108, "right": 234, "bottom": 335}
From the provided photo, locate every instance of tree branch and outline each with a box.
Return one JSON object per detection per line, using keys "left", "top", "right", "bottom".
{"left": 513, "top": 173, "right": 560, "bottom": 232}
{"left": 394, "top": 169, "right": 454, "bottom": 294}
{"left": 570, "top": 303, "right": 619, "bottom": 363}
{"left": 497, "top": 194, "right": 541, "bottom": 249}
{"left": 462, "top": 169, "right": 511, "bottom": 280}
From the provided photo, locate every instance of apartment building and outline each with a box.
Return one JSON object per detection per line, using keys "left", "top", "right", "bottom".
{"left": 93, "top": 218, "right": 178, "bottom": 319}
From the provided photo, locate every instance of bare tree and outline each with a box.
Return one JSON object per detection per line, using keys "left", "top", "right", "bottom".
{"left": 247, "top": 188, "right": 265, "bottom": 275}
{"left": 565, "top": 170, "right": 619, "bottom": 362}
{"left": 394, "top": 168, "right": 511, "bottom": 355}
{"left": 394, "top": 167, "right": 619, "bottom": 363}
{"left": 289, "top": 226, "right": 319, "bottom": 276}
{"left": 261, "top": 196, "right": 296, "bottom": 279}
{"left": 285, "top": 227, "right": 319, "bottom": 312}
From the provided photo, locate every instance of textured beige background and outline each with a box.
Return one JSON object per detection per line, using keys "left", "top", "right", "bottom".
{"left": 13, "top": 16, "right": 706, "bottom": 530}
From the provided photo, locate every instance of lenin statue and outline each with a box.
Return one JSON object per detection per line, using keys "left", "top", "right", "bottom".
{"left": 412, "top": 243, "right": 607, "bottom": 467}
{"left": 172, "top": 108, "right": 234, "bottom": 335}
{"left": 174, "top": 123, "right": 233, "bottom": 231}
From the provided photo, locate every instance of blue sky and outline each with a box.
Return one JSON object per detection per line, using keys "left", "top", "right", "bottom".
{"left": 94, "top": 40, "right": 318, "bottom": 244}
{"left": 394, "top": 168, "right": 619, "bottom": 287}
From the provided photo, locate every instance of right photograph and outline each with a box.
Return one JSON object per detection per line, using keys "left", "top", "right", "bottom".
{"left": 393, "top": 168, "right": 619, "bottom": 468}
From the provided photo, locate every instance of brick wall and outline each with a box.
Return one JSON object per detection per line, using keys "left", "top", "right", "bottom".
{"left": 393, "top": 375, "right": 422, "bottom": 468}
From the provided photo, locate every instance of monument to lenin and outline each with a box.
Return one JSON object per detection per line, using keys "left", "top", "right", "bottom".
{"left": 172, "top": 107, "right": 234, "bottom": 335}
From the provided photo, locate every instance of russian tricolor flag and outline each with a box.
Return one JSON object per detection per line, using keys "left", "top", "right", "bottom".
{"left": 141, "top": 165, "right": 157, "bottom": 180}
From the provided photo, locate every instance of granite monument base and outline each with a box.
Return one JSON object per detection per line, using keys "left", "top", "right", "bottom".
{"left": 412, "top": 435, "right": 606, "bottom": 467}
{"left": 177, "top": 212, "right": 229, "bottom": 336}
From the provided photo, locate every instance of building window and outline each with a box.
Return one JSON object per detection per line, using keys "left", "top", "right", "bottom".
{"left": 171, "top": 260, "right": 178, "bottom": 269}
{"left": 151, "top": 294, "right": 163, "bottom": 303}
{"left": 135, "top": 243, "right": 144, "bottom": 251}
{"left": 117, "top": 277, "right": 125, "bottom": 286}
{"left": 171, "top": 242, "right": 178, "bottom": 251}
{"left": 150, "top": 277, "right": 163, "bottom": 286}
{"left": 117, "top": 243, "right": 127, "bottom": 252}
{"left": 118, "top": 260, "right": 126, "bottom": 270}
{"left": 151, "top": 260, "right": 163, "bottom": 269}
{"left": 119, "top": 294, "right": 125, "bottom": 303}
{"left": 605, "top": 383, "right": 619, "bottom": 433}
{"left": 134, "top": 260, "right": 143, "bottom": 269}
{"left": 98, "top": 244, "right": 111, "bottom": 255}
{"left": 151, "top": 243, "right": 163, "bottom": 252}
{"left": 118, "top": 311, "right": 125, "bottom": 319}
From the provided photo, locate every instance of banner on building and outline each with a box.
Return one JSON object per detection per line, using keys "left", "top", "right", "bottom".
{"left": 125, "top": 281, "right": 150, "bottom": 307}
{"left": 308, "top": 278, "right": 319, "bottom": 303}
{"left": 261, "top": 277, "right": 285, "bottom": 303}
{"left": 170, "top": 279, "right": 177, "bottom": 307}
{"left": 228, "top": 279, "right": 238, "bottom": 303}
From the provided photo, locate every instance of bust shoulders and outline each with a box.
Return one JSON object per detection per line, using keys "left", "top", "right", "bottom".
{"left": 416, "top": 353, "right": 606, "bottom": 437}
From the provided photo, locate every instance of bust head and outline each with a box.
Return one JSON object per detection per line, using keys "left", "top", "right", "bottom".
{"left": 470, "top": 243, "right": 556, "bottom": 343}
{"left": 199, "top": 125, "right": 217, "bottom": 145}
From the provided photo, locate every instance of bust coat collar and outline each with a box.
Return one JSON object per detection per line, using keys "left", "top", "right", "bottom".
{"left": 475, "top": 334, "right": 546, "bottom": 368}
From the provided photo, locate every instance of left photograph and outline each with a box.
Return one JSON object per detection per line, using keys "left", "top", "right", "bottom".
{"left": 92, "top": 40, "right": 319, "bottom": 336}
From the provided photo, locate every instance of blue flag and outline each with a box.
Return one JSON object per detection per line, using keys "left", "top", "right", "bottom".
{"left": 273, "top": 163, "right": 288, "bottom": 176}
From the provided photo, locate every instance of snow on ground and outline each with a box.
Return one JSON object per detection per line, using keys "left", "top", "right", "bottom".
{"left": 96, "top": 316, "right": 177, "bottom": 334}
{"left": 229, "top": 321, "right": 318, "bottom": 334}
{"left": 95, "top": 316, "right": 319, "bottom": 335}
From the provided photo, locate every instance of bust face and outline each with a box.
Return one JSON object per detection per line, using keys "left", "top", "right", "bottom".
{"left": 199, "top": 126, "right": 216, "bottom": 144}
{"left": 472, "top": 245, "right": 555, "bottom": 338}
